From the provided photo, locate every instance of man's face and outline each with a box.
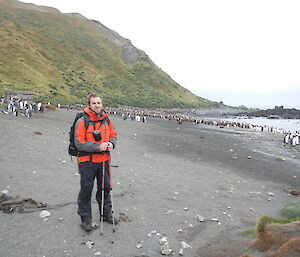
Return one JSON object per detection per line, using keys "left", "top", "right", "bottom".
{"left": 89, "top": 97, "right": 103, "bottom": 114}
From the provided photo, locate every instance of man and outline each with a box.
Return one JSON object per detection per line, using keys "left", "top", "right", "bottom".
{"left": 74, "top": 93, "right": 118, "bottom": 231}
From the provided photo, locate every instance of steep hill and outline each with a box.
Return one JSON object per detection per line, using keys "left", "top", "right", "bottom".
{"left": 0, "top": 0, "right": 219, "bottom": 108}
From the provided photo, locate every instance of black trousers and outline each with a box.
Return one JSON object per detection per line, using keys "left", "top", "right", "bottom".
{"left": 77, "top": 161, "right": 111, "bottom": 221}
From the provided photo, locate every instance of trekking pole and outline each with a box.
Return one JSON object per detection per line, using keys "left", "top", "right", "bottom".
{"left": 108, "top": 155, "right": 116, "bottom": 232}
{"left": 100, "top": 125, "right": 107, "bottom": 236}
{"left": 100, "top": 159, "right": 105, "bottom": 236}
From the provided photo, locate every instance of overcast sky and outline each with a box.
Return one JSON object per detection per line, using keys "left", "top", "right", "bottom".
{"left": 21, "top": 0, "right": 300, "bottom": 109}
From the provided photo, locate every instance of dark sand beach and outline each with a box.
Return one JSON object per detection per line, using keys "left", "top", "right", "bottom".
{"left": 0, "top": 109, "right": 299, "bottom": 257}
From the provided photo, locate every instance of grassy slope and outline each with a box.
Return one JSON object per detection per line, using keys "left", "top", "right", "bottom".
{"left": 0, "top": 1, "right": 219, "bottom": 108}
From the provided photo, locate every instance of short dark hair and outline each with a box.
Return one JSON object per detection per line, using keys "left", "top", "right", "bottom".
{"left": 88, "top": 93, "right": 102, "bottom": 105}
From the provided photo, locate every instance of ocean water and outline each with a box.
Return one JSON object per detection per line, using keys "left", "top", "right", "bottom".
{"left": 218, "top": 117, "right": 300, "bottom": 133}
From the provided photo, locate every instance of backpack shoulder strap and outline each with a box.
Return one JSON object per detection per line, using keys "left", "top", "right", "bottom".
{"left": 102, "top": 116, "right": 110, "bottom": 125}
{"left": 82, "top": 112, "right": 90, "bottom": 129}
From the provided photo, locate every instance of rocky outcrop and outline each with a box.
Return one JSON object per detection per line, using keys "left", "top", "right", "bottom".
{"left": 239, "top": 106, "right": 300, "bottom": 119}
{"left": 199, "top": 220, "right": 300, "bottom": 257}
{"left": 241, "top": 221, "right": 300, "bottom": 257}
{"left": 91, "top": 20, "right": 151, "bottom": 66}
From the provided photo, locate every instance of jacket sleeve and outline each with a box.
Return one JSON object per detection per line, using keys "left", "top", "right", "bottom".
{"left": 74, "top": 118, "right": 99, "bottom": 152}
{"left": 108, "top": 119, "right": 117, "bottom": 149}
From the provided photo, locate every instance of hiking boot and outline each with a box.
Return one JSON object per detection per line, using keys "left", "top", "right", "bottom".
{"left": 80, "top": 221, "right": 99, "bottom": 232}
{"left": 103, "top": 215, "right": 119, "bottom": 225}
{"left": 80, "top": 221, "right": 93, "bottom": 231}
{"left": 99, "top": 203, "right": 119, "bottom": 225}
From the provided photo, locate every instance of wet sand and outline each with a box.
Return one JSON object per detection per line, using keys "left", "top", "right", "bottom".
{"left": 0, "top": 109, "right": 299, "bottom": 257}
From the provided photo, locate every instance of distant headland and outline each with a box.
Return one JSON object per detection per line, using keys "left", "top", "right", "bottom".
{"left": 238, "top": 106, "right": 300, "bottom": 119}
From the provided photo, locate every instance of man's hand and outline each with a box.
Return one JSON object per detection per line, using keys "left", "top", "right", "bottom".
{"left": 107, "top": 142, "right": 113, "bottom": 151}
{"left": 99, "top": 142, "right": 113, "bottom": 152}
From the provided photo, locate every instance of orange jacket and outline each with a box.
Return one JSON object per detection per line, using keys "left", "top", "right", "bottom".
{"left": 74, "top": 108, "right": 117, "bottom": 163}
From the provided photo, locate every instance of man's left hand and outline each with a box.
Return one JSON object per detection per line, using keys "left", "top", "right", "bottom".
{"left": 107, "top": 142, "right": 113, "bottom": 151}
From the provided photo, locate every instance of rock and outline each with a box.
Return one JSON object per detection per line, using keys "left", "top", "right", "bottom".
{"left": 161, "top": 241, "right": 172, "bottom": 255}
{"left": 195, "top": 215, "right": 204, "bottom": 222}
{"left": 272, "top": 237, "right": 300, "bottom": 257}
{"left": 83, "top": 240, "right": 94, "bottom": 249}
{"left": 159, "top": 237, "right": 168, "bottom": 245}
{"left": 178, "top": 248, "right": 184, "bottom": 255}
{"left": 136, "top": 243, "right": 142, "bottom": 249}
{"left": 1, "top": 189, "right": 8, "bottom": 194}
{"left": 181, "top": 241, "right": 192, "bottom": 249}
{"left": 94, "top": 251, "right": 101, "bottom": 256}
{"left": 39, "top": 210, "right": 51, "bottom": 219}
{"left": 249, "top": 221, "right": 300, "bottom": 257}
{"left": 165, "top": 210, "right": 174, "bottom": 215}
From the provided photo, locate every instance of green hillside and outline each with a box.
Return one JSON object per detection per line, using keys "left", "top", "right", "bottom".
{"left": 0, "top": 0, "right": 220, "bottom": 108}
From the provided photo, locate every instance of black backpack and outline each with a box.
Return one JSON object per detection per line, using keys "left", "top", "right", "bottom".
{"left": 68, "top": 112, "right": 90, "bottom": 156}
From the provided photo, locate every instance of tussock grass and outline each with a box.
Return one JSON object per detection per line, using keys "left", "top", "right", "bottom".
{"left": 281, "top": 201, "right": 300, "bottom": 219}
{"left": 241, "top": 228, "right": 256, "bottom": 237}
{"left": 256, "top": 216, "right": 300, "bottom": 235}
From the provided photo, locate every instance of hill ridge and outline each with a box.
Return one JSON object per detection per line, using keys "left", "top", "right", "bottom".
{"left": 0, "top": 0, "right": 220, "bottom": 108}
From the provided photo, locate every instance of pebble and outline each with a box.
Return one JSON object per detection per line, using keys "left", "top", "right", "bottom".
{"left": 159, "top": 237, "right": 168, "bottom": 245}
{"left": 39, "top": 210, "right": 51, "bottom": 219}
{"left": 1, "top": 189, "right": 8, "bottom": 194}
{"left": 166, "top": 210, "right": 174, "bottom": 215}
{"left": 195, "top": 215, "right": 204, "bottom": 222}
{"left": 161, "top": 241, "right": 172, "bottom": 255}
{"left": 181, "top": 241, "right": 192, "bottom": 249}
{"left": 83, "top": 241, "right": 94, "bottom": 249}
